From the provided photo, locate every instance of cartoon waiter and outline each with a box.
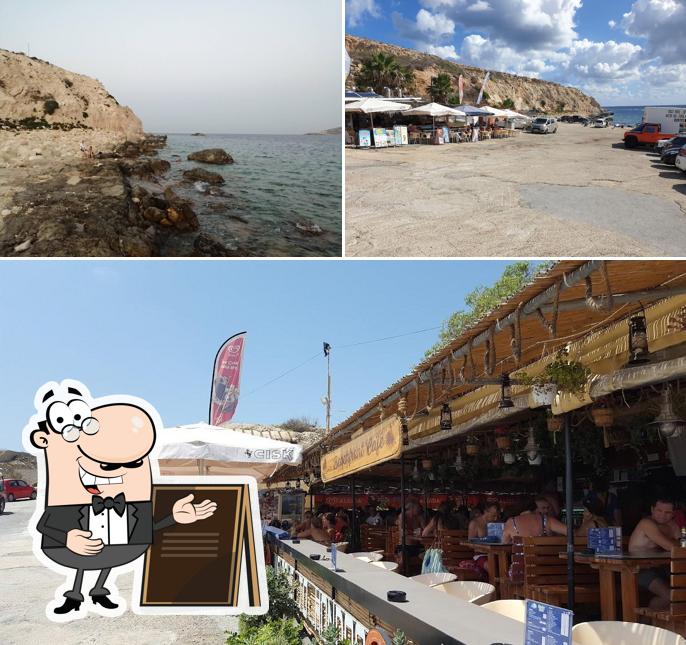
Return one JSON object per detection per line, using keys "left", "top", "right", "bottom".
{"left": 25, "top": 380, "right": 217, "bottom": 618}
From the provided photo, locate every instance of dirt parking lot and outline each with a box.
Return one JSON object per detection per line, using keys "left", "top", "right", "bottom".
{"left": 345, "top": 123, "right": 686, "bottom": 257}
{"left": 0, "top": 499, "right": 238, "bottom": 645}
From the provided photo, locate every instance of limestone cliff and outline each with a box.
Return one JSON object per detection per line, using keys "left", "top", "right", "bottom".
{"left": 346, "top": 35, "right": 602, "bottom": 116}
{"left": 0, "top": 49, "right": 144, "bottom": 139}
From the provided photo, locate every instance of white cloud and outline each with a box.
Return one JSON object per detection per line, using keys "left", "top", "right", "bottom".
{"left": 422, "top": 44, "right": 460, "bottom": 59}
{"left": 460, "top": 34, "right": 556, "bottom": 77}
{"left": 566, "top": 39, "right": 643, "bottom": 81}
{"left": 419, "top": 0, "right": 582, "bottom": 50}
{"left": 621, "top": 0, "right": 686, "bottom": 64}
{"left": 346, "top": 0, "right": 380, "bottom": 27}
{"left": 394, "top": 9, "right": 455, "bottom": 41}
{"left": 608, "top": 19, "right": 616, "bottom": 28}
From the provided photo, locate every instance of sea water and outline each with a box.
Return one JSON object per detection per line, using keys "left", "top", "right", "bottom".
{"left": 156, "top": 133, "right": 341, "bottom": 257}
{"left": 603, "top": 105, "right": 686, "bottom": 128}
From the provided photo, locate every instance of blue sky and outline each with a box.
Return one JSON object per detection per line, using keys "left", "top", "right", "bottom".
{"left": 346, "top": 0, "right": 686, "bottom": 106}
{"left": 0, "top": 0, "right": 341, "bottom": 134}
{"left": 0, "top": 260, "right": 512, "bottom": 451}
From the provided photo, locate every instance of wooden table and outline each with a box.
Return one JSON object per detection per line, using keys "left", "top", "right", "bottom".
{"left": 560, "top": 551, "right": 669, "bottom": 622}
{"left": 460, "top": 540, "right": 512, "bottom": 594}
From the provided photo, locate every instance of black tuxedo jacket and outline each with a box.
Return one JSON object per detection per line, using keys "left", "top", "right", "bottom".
{"left": 37, "top": 501, "right": 175, "bottom": 549}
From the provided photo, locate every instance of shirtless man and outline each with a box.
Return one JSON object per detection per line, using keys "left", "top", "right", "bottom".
{"left": 296, "top": 515, "right": 331, "bottom": 545}
{"left": 502, "top": 496, "right": 567, "bottom": 544}
{"left": 395, "top": 500, "right": 426, "bottom": 569}
{"left": 468, "top": 502, "right": 500, "bottom": 539}
{"left": 629, "top": 497, "right": 680, "bottom": 609}
{"left": 291, "top": 511, "right": 312, "bottom": 536}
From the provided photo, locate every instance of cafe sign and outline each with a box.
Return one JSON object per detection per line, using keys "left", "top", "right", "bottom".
{"left": 320, "top": 416, "right": 403, "bottom": 483}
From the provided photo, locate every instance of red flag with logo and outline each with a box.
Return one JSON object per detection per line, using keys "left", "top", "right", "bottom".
{"left": 209, "top": 332, "right": 246, "bottom": 426}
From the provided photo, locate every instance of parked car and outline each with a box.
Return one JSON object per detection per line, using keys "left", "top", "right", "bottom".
{"left": 0, "top": 480, "right": 6, "bottom": 514}
{"left": 676, "top": 147, "right": 686, "bottom": 173}
{"left": 659, "top": 135, "right": 686, "bottom": 154}
{"left": 594, "top": 117, "right": 612, "bottom": 128}
{"left": 531, "top": 117, "right": 557, "bottom": 134}
{"left": 661, "top": 143, "right": 686, "bottom": 165}
{"left": 2, "top": 478, "right": 36, "bottom": 501}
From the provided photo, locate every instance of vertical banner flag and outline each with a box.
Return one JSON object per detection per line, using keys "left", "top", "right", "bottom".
{"left": 458, "top": 74, "right": 464, "bottom": 105}
{"left": 210, "top": 332, "right": 247, "bottom": 426}
{"left": 476, "top": 71, "right": 490, "bottom": 105}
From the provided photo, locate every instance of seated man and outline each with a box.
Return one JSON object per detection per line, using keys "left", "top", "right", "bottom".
{"left": 395, "top": 500, "right": 426, "bottom": 571}
{"left": 502, "top": 496, "right": 567, "bottom": 544}
{"left": 291, "top": 510, "right": 312, "bottom": 536}
{"left": 629, "top": 496, "right": 680, "bottom": 609}
{"left": 296, "top": 515, "right": 331, "bottom": 545}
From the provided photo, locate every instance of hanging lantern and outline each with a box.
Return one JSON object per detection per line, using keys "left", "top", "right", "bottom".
{"left": 628, "top": 312, "right": 650, "bottom": 365}
{"left": 453, "top": 450, "right": 463, "bottom": 471}
{"left": 440, "top": 402, "right": 452, "bottom": 430}
{"left": 525, "top": 427, "right": 541, "bottom": 465}
{"left": 499, "top": 374, "right": 514, "bottom": 409}
{"left": 651, "top": 385, "right": 686, "bottom": 438}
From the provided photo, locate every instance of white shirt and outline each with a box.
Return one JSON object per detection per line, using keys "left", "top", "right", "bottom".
{"left": 89, "top": 505, "right": 129, "bottom": 545}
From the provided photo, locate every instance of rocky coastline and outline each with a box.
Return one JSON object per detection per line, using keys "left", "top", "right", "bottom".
{"left": 0, "top": 129, "right": 249, "bottom": 256}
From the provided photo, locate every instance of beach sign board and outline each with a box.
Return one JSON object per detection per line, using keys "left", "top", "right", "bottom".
{"left": 400, "top": 126, "right": 408, "bottom": 145}
{"left": 373, "top": 128, "right": 388, "bottom": 148}
{"left": 393, "top": 126, "right": 403, "bottom": 146}
{"left": 320, "top": 416, "right": 403, "bottom": 482}
{"left": 443, "top": 127, "right": 450, "bottom": 144}
{"left": 524, "top": 599, "right": 572, "bottom": 645}
{"left": 358, "top": 130, "right": 371, "bottom": 148}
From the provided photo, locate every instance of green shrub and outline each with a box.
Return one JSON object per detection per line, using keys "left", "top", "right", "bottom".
{"left": 43, "top": 99, "right": 59, "bottom": 115}
{"left": 82, "top": 112, "right": 88, "bottom": 118}
{"left": 237, "top": 566, "right": 298, "bottom": 633}
{"left": 226, "top": 618, "right": 301, "bottom": 645}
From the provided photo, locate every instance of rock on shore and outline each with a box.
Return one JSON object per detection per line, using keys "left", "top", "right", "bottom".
{"left": 182, "top": 168, "right": 225, "bottom": 184}
{"left": 187, "top": 148, "right": 234, "bottom": 164}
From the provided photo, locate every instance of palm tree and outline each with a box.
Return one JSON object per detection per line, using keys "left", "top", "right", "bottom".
{"left": 359, "top": 53, "right": 401, "bottom": 92}
{"left": 428, "top": 73, "right": 453, "bottom": 103}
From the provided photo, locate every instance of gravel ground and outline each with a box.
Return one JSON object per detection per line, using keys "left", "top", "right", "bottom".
{"left": 345, "top": 123, "right": 686, "bottom": 257}
{"left": 0, "top": 500, "right": 239, "bottom": 645}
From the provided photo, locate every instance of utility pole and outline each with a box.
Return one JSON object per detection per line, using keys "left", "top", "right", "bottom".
{"left": 323, "top": 342, "right": 331, "bottom": 432}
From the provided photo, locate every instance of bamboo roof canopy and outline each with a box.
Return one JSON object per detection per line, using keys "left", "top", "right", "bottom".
{"left": 271, "top": 260, "right": 686, "bottom": 484}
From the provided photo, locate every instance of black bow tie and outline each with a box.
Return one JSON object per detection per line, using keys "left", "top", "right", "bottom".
{"left": 92, "top": 493, "right": 126, "bottom": 517}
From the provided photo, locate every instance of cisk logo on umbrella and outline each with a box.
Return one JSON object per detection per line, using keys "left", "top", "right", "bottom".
{"left": 23, "top": 379, "right": 268, "bottom": 622}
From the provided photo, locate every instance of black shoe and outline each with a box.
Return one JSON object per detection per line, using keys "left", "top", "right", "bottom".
{"left": 54, "top": 598, "right": 82, "bottom": 614}
{"left": 92, "top": 595, "right": 118, "bottom": 609}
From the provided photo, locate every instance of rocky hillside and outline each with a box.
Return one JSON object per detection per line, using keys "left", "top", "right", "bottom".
{"left": 0, "top": 450, "right": 37, "bottom": 484}
{"left": 346, "top": 35, "right": 602, "bottom": 116}
{"left": 0, "top": 49, "right": 144, "bottom": 139}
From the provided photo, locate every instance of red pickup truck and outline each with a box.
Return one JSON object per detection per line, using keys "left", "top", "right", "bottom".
{"left": 624, "top": 123, "right": 676, "bottom": 148}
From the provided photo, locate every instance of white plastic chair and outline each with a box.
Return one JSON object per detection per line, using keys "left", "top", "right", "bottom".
{"left": 410, "top": 572, "right": 457, "bottom": 587}
{"left": 433, "top": 581, "right": 496, "bottom": 605}
{"left": 572, "top": 621, "right": 686, "bottom": 645}
{"left": 371, "top": 561, "right": 399, "bottom": 572}
{"left": 482, "top": 599, "right": 527, "bottom": 621}
{"left": 350, "top": 552, "right": 383, "bottom": 562}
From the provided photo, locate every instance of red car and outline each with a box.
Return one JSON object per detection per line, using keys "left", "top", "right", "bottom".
{"left": 2, "top": 478, "right": 36, "bottom": 502}
{"left": 0, "top": 481, "right": 6, "bottom": 514}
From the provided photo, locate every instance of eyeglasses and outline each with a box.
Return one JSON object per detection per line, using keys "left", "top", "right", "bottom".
{"left": 59, "top": 417, "right": 100, "bottom": 442}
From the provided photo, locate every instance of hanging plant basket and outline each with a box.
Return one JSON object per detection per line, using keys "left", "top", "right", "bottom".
{"left": 520, "top": 349, "right": 590, "bottom": 398}
{"left": 547, "top": 415, "right": 563, "bottom": 432}
{"left": 495, "top": 436, "right": 511, "bottom": 450}
{"left": 592, "top": 406, "right": 614, "bottom": 428}
{"left": 421, "top": 458, "right": 433, "bottom": 471}
{"left": 531, "top": 383, "right": 558, "bottom": 407}
{"left": 466, "top": 443, "right": 480, "bottom": 456}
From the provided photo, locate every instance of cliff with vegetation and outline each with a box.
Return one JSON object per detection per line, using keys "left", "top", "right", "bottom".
{"left": 346, "top": 35, "right": 602, "bottom": 116}
{"left": 0, "top": 49, "right": 144, "bottom": 139}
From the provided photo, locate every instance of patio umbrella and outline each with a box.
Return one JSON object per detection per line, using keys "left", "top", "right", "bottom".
{"left": 404, "top": 102, "right": 466, "bottom": 133}
{"left": 156, "top": 422, "right": 303, "bottom": 480}
{"left": 480, "top": 105, "right": 510, "bottom": 118}
{"left": 454, "top": 105, "right": 498, "bottom": 117}
{"left": 345, "top": 97, "right": 410, "bottom": 132}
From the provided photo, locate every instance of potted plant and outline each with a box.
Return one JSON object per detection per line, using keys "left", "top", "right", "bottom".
{"left": 520, "top": 349, "right": 590, "bottom": 402}
{"left": 421, "top": 457, "right": 433, "bottom": 471}
{"left": 591, "top": 399, "right": 614, "bottom": 428}
{"left": 465, "top": 435, "right": 480, "bottom": 456}
{"left": 495, "top": 426, "right": 511, "bottom": 450}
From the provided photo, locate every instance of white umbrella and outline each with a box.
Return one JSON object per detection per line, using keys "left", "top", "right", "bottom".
{"left": 156, "top": 423, "right": 303, "bottom": 480}
{"left": 502, "top": 109, "right": 531, "bottom": 119}
{"left": 404, "top": 102, "right": 467, "bottom": 135}
{"left": 345, "top": 97, "right": 410, "bottom": 133}
{"left": 480, "top": 105, "right": 510, "bottom": 117}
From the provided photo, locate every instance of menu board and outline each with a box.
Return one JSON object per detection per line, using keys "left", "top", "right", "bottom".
{"left": 525, "top": 600, "right": 572, "bottom": 645}
{"left": 399, "top": 126, "right": 408, "bottom": 145}
{"left": 588, "top": 527, "right": 622, "bottom": 554}
{"left": 393, "top": 126, "right": 403, "bottom": 146}
{"left": 443, "top": 127, "right": 450, "bottom": 143}
{"left": 358, "top": 129, "right": 371, "bottom": 148}
{"left": 373, "top": 128, "right": 388, "bottom": 147}
{"left": 140, "top": 483, "right": 262, "bottom": 609}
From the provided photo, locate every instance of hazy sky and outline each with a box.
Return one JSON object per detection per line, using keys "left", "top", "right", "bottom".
{"left": 0, "top": 0, "right": 342, "bottom": 134}
{"left": 0, "top": 260, "right": 511, "bottom": 451}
